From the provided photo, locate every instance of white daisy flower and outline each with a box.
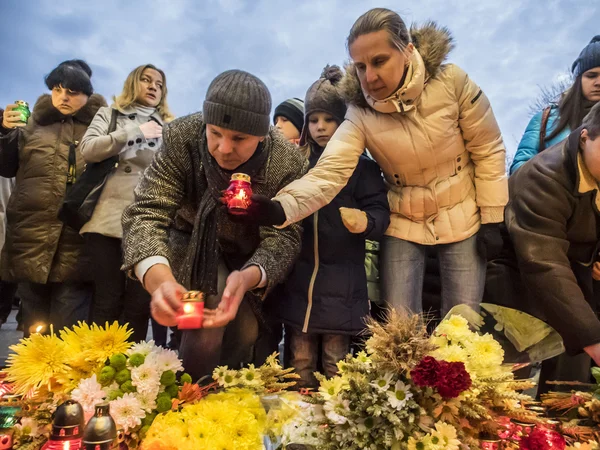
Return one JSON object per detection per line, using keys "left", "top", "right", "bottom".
{"left": 371, "top": 372, "right": 394, "bottom": 392}
{"left": 387, "top": 380, "right": 413, "bottom": 410}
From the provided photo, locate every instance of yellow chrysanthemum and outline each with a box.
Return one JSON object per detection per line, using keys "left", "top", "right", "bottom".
{"left": 434, "top": 315, "right": 471, "bottom": 343}
{"left": 431, "top": 344, "right": 468, "bottom": 364}
{"left": 144, "top": 390, "right": 265, "bottom": 450}
{"left": 5, "top": 333, "right": 68, "bottom": 394}
{"left": 61, "top": 321, "right": 132, "bottom": 368}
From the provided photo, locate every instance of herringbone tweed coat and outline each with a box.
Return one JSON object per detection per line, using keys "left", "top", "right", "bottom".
{"left": 122, "top": 113, "right": 308, "bottom": 304}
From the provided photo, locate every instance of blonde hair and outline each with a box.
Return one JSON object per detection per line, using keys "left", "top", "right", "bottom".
{"left": 113, "top": 64, "right": 175, "bottom": 122}
{"left": 347, "top": 8, "right": 411, "bottom": 52}
{"left": 298, "top": 143, "right": 311, "bottom": 160}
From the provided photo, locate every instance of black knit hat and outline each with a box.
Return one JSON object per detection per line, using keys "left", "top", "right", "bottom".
{"left": 273, "top": 98, "right": 305, "bottom": 135}
{"left": 300, "top": 65, "right": 347, "bottom": 146}
{"left": 572, "top": 36, "right": 600, "bottom": 77}
{"left": 203, "top": 69, "right": 272, "bottom": 136}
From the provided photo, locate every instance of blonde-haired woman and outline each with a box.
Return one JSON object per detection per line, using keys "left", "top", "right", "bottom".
{"left": 247, "top": 8, "right": 508, "bottom": 315}
{"left": 80, "top": 64, "right": 174, "bottom": 342}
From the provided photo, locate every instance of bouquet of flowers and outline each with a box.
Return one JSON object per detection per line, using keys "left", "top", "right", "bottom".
{"left": 541, "top": 367, "right": 600, "bottom": 446}
{"left": 141, "top": 354, "right": 303, "bottom": 450}
{"left": 3, "top": 322, "right": 193, "bottom": 449}
{"left": 288, "top": 310, "right": 540, "bottom": 450}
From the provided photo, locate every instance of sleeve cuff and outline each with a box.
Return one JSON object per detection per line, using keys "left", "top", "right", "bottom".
{"left": 272, "top": 194, "right": 297, "bottom": 229}
{"left": 134, "top": 256, "right": 170, "bottom": 287}
{"left": 480, "top": 206, "right": 505, "bottom": 224}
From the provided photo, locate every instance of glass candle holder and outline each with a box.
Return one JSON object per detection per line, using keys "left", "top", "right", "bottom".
{"left": 224, "top": 173, "right": 253, "bottom": 215}
{"left": 82, "top": 403, "right": 116, "bottom": 450}
{"left": 41, "top": 399, "right": 84, "bottom": 450}
{"left": 176, "top": 291, "right": 205, "bottom": 330}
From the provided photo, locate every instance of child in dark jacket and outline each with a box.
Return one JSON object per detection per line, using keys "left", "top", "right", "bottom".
{"left": 276, "top": 66, "right": 390, "bottom": 388}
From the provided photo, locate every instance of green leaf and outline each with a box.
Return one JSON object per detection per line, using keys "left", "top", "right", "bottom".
{"left": 592, "top": 366, "right": 600, "bottom": 384}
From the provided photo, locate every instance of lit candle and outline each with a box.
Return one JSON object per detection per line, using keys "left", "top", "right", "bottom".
{"left": 41, "top": 400, "right": 84, "bottom": 450}
{"left": 224, "top": 173, "right": 253, "bottom": 215}
{"left": 28, "top": 322, "right": 47, "bottom": 335}
{"left": 176, "top": 291, "right": 205, "bottom": 330}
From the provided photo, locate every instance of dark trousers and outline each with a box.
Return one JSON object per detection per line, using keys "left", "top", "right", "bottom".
{"left": 0, "top": 280, "right": 18, "bottom": 322}
{"left": 20, "top": 281, "right": 92, "bottom": 337}
{"left": 179, "top": 262, "right": 259, "bottom": 381}
{"left": 86, "top": 233, "right": 156, "bottom": 343}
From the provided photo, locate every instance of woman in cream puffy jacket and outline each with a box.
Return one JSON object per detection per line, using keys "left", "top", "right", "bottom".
{"left": 252, "top": 8, "right": 508, "bottom": 315}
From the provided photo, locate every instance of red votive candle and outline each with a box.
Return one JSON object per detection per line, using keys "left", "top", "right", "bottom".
{"left": 225, "top": 173, "right": 253, "bottom": 215}
{"left": 176, "top": 291, "right": 205, "bottom": 330}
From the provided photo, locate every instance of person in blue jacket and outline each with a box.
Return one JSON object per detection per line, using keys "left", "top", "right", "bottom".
{"left": 275, "top": 66, "right": 390, "bottom": 388}
{"left": 511, "top": 36, "right": 600, "bottom": 175}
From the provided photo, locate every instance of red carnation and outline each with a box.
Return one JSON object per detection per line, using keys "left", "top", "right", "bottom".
{"left": 520, "top": 426, "right": 565, "bottom": 450}
{"left": 411, "top": 356, "right": 440, "bottom": 387}
{"left": 435, "top": 361, "right": 472, "bottom": 398}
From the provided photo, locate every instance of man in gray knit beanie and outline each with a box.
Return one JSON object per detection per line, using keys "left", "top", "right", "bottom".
{"left": 121, "top": 69, "right": 308, "bottom": 380}
{"left": 203, "top": 69, "right": 272, "bottom": 137}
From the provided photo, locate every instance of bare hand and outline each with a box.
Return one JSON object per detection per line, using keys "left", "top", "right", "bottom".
{"left": 139, "top": 121, "right": 163, "bottom": 140}
{"left": 593, "top": 262, "right": 600, "bottom": 281}
{"left": 150, "top": 280, "right": 187, "bottom": 327}
{"left": 2, "top": 104, "right": 27, "bottom": 129}
{"left": 584, "top": 342, "right": 600, "bottom": 366}
{"left": 203, "top": 267, "right": 261, "bottom": 328}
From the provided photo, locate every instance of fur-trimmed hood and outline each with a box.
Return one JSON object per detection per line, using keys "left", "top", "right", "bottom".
{"left": 32, "top": 93, "right": 107, "bottom": 127}
{"left": 340, "top": 21, "right": 455, "bottom": 108}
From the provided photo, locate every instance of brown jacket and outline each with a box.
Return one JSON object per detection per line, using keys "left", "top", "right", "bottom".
{"left": 274, "top": 23, "right": 508, "bottom": 244}
{"left": 0, "top": 94, "right": 107, "bottom": 283}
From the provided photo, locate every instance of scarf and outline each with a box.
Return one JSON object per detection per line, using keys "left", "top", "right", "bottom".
{"left": 182, "top": 125, "right": 268, "bottom": 294}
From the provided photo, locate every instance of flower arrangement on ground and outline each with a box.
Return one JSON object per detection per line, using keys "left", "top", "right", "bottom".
{"left": 4, "top": 322, "right": 193, "bottom": 449}
{"left": 541, "top": 367, "right": 600, "bottom": 446}
{"left": 141, "top": 354, "right": 303, "bottom": 450}
{"left": 288, "top": 310, "right": 540, "bottom": 450}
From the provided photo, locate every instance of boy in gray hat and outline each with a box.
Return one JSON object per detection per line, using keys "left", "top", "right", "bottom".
{"left": 122, "top": 69, "right": 308, "bottom": 379}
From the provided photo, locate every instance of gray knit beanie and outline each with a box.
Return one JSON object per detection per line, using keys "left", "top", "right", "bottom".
{"left": 203, "top": 70, "right": 272, "bottom": 136}
{"left": 573, "top": 36, "right": 600, "bottom": 77}
{"left": 299, "top": 65, "right": 347, "bottom": 145}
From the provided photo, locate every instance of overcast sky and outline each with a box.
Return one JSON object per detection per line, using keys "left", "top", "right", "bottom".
{"left": 0, "top": 0, "right": 597, "bottom": 157}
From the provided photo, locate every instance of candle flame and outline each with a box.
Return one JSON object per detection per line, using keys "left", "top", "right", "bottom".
{"left": 235, "top": 189, "right": 248, "bottom": 200}
{"left": 183, "top": 303, "right": 195, "bottom": 314}
{"left": 29, "top": 322, "right": 47, "bottom": 335}
{"left": 63, "top": 441, "right": 70, "bottom": 450}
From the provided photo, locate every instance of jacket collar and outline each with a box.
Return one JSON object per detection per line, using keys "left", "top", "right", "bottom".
{"left": 340, "top": 21, "right": 454, "bottom": 110}
{"left": 114, "top": 103, "right": 164, "bottom": 125}
{"left": 570, "top": 126, "right": 600, "bottom": 209}
{"left": 32, "top": 94, "right": 106, "bottom": 127}
{"left": 364, "top": 50, "right": 425, "bottom": 114}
